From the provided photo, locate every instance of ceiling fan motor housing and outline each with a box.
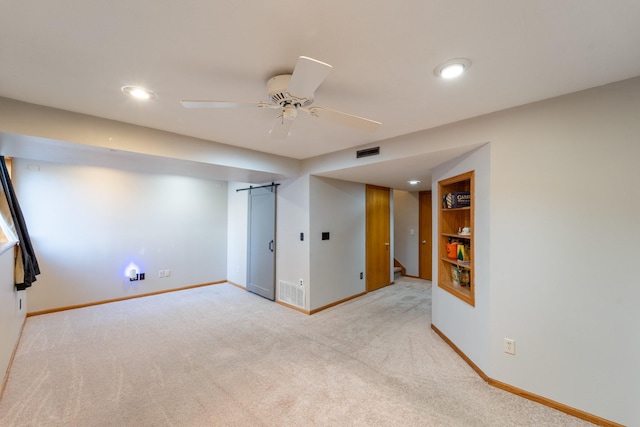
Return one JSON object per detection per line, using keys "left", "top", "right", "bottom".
{"left": 268, "top": 75, "right": 313, "bottom": 108}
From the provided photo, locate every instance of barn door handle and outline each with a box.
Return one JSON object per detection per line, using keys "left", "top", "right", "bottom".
{"left": 269, "top": 240, "right": 274, "bottom": 252}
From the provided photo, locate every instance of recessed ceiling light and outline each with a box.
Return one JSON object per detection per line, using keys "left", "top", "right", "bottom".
{"left": 121, "top": 85, "right": 156, "bottom": 100}
{"left": 434, "top": 58, "right": 472, "bottom": 79}
{"left": 408, "top": 180, "right": 421, "bottom": 185}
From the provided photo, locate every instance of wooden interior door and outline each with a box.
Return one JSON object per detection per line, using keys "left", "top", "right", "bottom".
{"left": 419, "top": 191, "right": 433, "bottom": 280}
{"left": 366, "top": 185, "right": 391, "bottom": 292}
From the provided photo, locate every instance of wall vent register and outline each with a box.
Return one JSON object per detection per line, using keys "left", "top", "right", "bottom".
{"left": 279, "top": 280, "right": 305, "bottom": 308}
{"left": 356, "top": 146, "right": 380, "bottom": 158}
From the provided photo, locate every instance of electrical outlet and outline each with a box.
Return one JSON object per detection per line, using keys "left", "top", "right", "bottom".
{"left": 159, "top": 270, "right": 165, "bottom": 278}
{"left": 165, "top": 269, "right": 171, "bottom": 277}
{"left": 139, "top": 273, "right": 145, "bottom": 280}
{"left": 299, "top": 279, "right": 303, "bottom": 286}
{"left": 504, "top": 338, "right": 516, "bottom": 355}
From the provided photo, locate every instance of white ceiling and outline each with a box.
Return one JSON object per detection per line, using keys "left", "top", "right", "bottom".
{"left": 1, "top": 1, "right": 640, "bottom": 188}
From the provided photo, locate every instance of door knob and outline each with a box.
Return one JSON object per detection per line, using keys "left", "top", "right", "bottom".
{"left": 422, "top": 240, "right": 427, "bottom": 244}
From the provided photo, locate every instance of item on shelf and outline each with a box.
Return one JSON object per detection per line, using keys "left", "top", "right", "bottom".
{"left": 447, "top": 242, "right": 458, "bottom": 259}
{"left": 443, "top": 192, "right": 470, "bottom": 209}
{"left": 451, "top": 266, "right": 461, "bottom": 285}
{"left": 460, "top": 269, "right": 470, "bottom": 286}
{"left": 457, "top": 244, "right": 467, "bottom": 261}
{"left": 458, "top": 226, "right": 471, "bottom": 235}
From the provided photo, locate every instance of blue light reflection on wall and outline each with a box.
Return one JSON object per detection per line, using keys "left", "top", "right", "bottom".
{"left": 123, "top": 261, "right": 142, "bottom": 279}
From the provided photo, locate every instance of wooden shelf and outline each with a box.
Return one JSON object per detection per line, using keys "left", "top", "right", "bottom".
{"left": 442, "top": 206, "right": 471, "bottom": 212}
{"left": 439, "top": 280, "right": 473, "bottom": 305}
{"left": 442, "top": 233, "right": 472, "bottom": 240}
{"left": 441, "top": 258, "right": 471, "bottom": 269}
{"left": 438, "top": 171, "right": 475, "bottom": 306}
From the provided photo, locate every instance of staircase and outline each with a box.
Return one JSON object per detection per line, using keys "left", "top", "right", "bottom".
{"left": 393, "top": 258, "right": 406, "bottom": 278}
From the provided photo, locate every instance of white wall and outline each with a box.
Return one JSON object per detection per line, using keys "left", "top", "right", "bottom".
{"left": 2, "top": 72, "right": 638, "bottom": 424}
{"left": 432, "top": 144, "right": 491, "bottom": 374}
{"left": 0, "top": 243, "right": 26, "bottom": 390}
{"left": 13, "top": 159, "right": 228, "bottom": 312}
{"left": 226, "top": 176, "right": 313, "bottom": 310}
{"left": 230, "top": 175, "right": 367, "bottom": 312}
{"left": 0, "top": 97, "right": 299, "bottom": 183}
{"left": 486, "top": 80, "right": 640, "bottom": 425}
{"left": 226, "top": 182, "right": 250, "bottom": 287}
{"left": 302, "top": 76, "right": 640, "bottom": 425}
{"left": 393, "top": 190, "right": 419, "bottom": 276}
{"left": 228, "top": 175, "right": 370, "bottom": 313}
{"left": 276, "top": 175, "right": 311, "bottom": 309}
{"left": 429, "top": 78, "right": 639, "bottom": 426}
{"left": 309, "top": 176, "right": 366, "bottom": 310}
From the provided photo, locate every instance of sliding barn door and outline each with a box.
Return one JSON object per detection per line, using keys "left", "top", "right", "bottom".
{"left": 247, "top": 186, "right": 276, "bottom": 300}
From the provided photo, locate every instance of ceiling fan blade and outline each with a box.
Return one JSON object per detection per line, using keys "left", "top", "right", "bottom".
{"left": 181, "top": 100, "right": 274, "bottom": 109}
{"left": 303, "top": 107, "right": 381, "bottom": 132}
{"left": 287, "top": 56, "right": 333, "bottom": 99}
{"left": 269, "top": 115, "right": 294, "bottom": 139}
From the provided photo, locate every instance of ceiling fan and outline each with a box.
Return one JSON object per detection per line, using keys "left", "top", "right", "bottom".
{"left": 180, "top": 56, "right": 382, "bottom": 138}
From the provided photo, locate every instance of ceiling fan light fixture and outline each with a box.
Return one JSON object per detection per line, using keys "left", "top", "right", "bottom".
{"left": 434, "top": 58, "right": 472, "bottom": 79}
{"left": 283, "top": 104, "right": 297, "bottom": 120}
{"left": 121, "top": 85, "right": 156, "bottom": 100}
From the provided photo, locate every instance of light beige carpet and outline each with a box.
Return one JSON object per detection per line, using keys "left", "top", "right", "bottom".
{"left": 0, "top": 277, "right": 593, "bottom": 426}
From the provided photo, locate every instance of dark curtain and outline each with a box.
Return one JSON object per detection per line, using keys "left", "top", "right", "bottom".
{"left": 0, "top": 156, "right": 40, "bottom": 290}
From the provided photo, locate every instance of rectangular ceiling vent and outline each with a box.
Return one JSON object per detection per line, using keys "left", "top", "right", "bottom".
{"left": 356, "top": 146, "right": 380, "bottom": 159}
